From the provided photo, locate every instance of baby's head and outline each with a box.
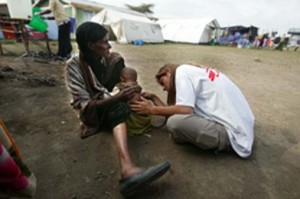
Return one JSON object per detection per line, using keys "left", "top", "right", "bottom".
{"left": 120, "top": 67, "right": 138, "bottom": 83}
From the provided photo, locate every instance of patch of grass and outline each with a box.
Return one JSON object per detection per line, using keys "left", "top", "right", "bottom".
{"left": 0, "top": 39, "right": 16, "bottom": 45}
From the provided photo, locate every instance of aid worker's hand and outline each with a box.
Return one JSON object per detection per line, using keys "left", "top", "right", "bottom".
{"left": 141, "top": 92, "right": 156, "bottom": 101}
{"left": 129, "top": 97, "right": 153, "bottom": 115}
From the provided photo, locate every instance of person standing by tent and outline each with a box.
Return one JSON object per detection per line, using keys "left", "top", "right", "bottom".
{"left": 65, "top": 22, "right": 170, "bottom": 196}
{"left": 37, "top": 0, "right": 72, "bottom": 61}
{"left": 130, "top": 63, "right": 255, "bottom": 158}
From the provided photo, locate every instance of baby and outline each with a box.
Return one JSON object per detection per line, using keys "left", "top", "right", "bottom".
{"left": 112, "top": 67, "right": 142, "bottom": 104}
{"left": 111, "top": 67, "right": 152, "bottom": 136}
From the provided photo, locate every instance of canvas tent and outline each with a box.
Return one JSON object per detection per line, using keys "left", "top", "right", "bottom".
{"left": 288, "top": 28, "right": 300, "bottom": 47}
{"left": 0, "top": 0, "right": 33, "bottom": 40}
{"left": 158, "top": 18, "right": 220, "bottom": 44}
{"left": 91, "top": 8, "right": 164, "bottom": 44}
{"left": 0, "top": 0, "right": 32, "bottom": 20}
{"left": 34, "top": 0, "right": 159, "bottom": 41}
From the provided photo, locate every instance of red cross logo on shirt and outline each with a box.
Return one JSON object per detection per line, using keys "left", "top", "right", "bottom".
{"left": 206, "top": 67, "right": 220, "bottom": 82}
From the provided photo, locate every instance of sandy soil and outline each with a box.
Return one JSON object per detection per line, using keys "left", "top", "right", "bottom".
{"left": 0, "top": 42, "right": 300, "bottom": 199}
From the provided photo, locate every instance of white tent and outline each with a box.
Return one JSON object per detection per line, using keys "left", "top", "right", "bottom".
{"left": 158, "top": 18, "right": 220, "bottom": 44}
{"left": 288, "top": 28, "right": 300, "bottom": 47}
{"left": 91, "top": 8, "right": 164, "bottom": 44}
{"left": 0, "top": 0, "right": 32, "bottom": 20}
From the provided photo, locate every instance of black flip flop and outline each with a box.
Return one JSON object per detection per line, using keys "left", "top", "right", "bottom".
{"left": 119, "top": 161, "right": 171, "bottom": 197}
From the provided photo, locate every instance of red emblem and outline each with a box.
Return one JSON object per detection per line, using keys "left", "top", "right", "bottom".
{"left": 206, "top": 68, "right": 220, "bottom": 81}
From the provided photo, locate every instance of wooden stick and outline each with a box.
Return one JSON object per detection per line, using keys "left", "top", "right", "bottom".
{"left": 44, "top": 31, "right": 52, "bottom": 58}
{"left": 0, "top": 41, "right": 3, "bottom": 55}
{"left": 18, "top": 20, "right": 30, "bottom": 55}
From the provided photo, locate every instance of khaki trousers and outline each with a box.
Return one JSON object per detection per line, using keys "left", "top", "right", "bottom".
{"left": 166, "top": 114, "right": 232, "bottom": 152}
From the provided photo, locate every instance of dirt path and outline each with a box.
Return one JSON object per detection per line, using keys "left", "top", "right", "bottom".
{"left": 0, "top": 43, "right": 300, "bottom": 199}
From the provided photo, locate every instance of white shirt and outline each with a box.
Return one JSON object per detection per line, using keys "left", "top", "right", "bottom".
{"left": 175, "top": 64, "right": 255, "bottom": 158}
{"left": 49, "top": 0, "right": 69, "bottom": 25}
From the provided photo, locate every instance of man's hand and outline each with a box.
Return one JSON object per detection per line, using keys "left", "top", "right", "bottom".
{"left": 115, "top": 85, "right": 140, "bottom": 101}
{"left": 40, "top": 16, "right": 55, "bottom": 20}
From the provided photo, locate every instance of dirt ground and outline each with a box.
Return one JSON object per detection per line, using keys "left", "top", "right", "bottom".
{"left": 0, "top": 41, "right": 300, "bottom": 199}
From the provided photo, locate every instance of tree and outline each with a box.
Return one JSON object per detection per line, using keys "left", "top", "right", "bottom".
{"left": 125, "top": 3, "right": 154, "bottom": 14}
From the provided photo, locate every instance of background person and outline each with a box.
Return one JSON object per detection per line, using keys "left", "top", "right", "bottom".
{"left": 131, "top": 63, "right": 255, "bottom": 158}
{"left": 38, "top": 0, "right": 72, "bottom": 60}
